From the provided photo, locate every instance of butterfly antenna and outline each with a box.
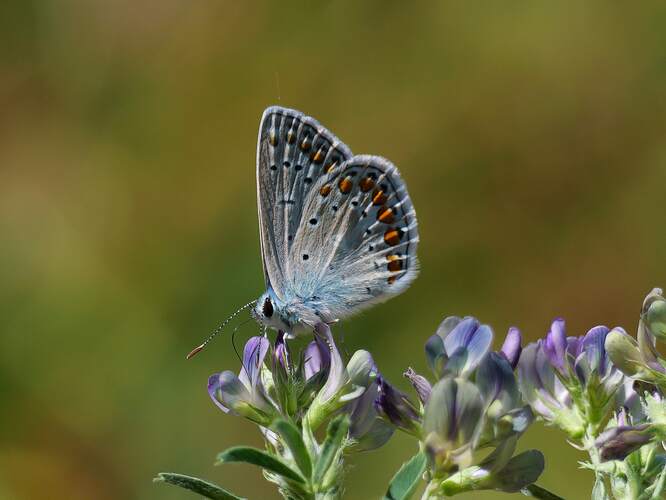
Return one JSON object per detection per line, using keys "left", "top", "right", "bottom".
{"left": 230, "top": 317, "right": 256, "bottom": 367}
{"left": 186, "top": 300, "right": 257, "bottom": 359}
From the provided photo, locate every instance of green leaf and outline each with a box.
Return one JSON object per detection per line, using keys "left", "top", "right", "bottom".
{"left": 312, "top": 415, "right": 350, "bottom": 487}
{"left": 272, "top": 419, "right": 312, "bottom": 479}
{"left": 217, "top": 446, "right": 305, "bottom": 484}
{"left": 383, "top": 451, "right": 427, "bottom": 500}
{"left": 650, "top": 463, "right": 666, "bottom": 499}
{"left": 521, "top": 483, "right": 566, "bottom": 500}
{"left": 489, "top": 449, "right": 544, "bottom": 493}
{"left": 154, "top": 472, "right": 245, "bottom": 500}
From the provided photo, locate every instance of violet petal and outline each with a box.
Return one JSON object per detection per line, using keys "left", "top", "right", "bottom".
{"left": 404, "top": 367, "right": 432, "bottom": 405}
{"left": 239, "top": 336, "right": 270, "bottom": 389}
{"left": 500, "top": 327, "right": 522, "bottom": 369}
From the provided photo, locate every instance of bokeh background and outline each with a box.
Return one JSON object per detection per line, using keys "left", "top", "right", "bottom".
{"left": 2, "top": 1, "right": 666, "bottom": 498}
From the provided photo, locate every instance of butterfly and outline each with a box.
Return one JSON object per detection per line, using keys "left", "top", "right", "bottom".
{"left": 251, "top": 106, "right": 419, "bottom": 336}
{"left": 187, "top": 107, "right": 418, "bottom": 357}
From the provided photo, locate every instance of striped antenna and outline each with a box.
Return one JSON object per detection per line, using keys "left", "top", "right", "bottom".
{"left": 186, "top": 300, "right": 257, "bottom": 359}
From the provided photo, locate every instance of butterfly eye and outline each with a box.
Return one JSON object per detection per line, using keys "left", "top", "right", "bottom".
{"left": 262, "top": 297, "right": 274, "bottom": 318}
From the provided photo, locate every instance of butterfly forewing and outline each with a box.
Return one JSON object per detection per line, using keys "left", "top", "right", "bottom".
{"left": 257, "top": 106, "right": 352, "bottom": 298}
{"left": 257, "top": 106, "right": 418, "bottom": 323}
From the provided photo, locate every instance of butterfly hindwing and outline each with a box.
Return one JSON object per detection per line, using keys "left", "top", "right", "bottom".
{"left": 290, "top": 155, "right": 419, "bottom": 320}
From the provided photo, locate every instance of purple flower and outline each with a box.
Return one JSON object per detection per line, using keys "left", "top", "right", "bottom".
{"left": 426, "top": 316, "right": 493, "bottom": 377}
{"left": 423, "top": 377, "right": 484, "bottom": 472}
{"left": 595, "top": 424, "right": 655, "bottom": 461}
{"left": 348, "top": 375, "right": 395, "bottom": 451}
{"left": 302, "top": 337, "right": 330, "bottom": 381}
{"left": 375, "top": 376, "right": 421, "bottom": 434}
{"left": 305, "top": 323, "right": 376, "bottom": 430}
{"left": 517, "top": 339, "right": 583, "bottom": 436}
{"left": 477, "top": 353, "right": 522, "bottom": 411}
{"left": 500, "top": 327, "right": 522, "bottom": 369}
{"left": 518, "top": 319, "right": 625, "bottom": 436}
{"left": 312, "top": 323, "right": 347, "bottom": 405}
{"left": 543, "top": 318, "right": 568, "bottom": 372}
{"left": 272, "top": 331, "right": 291, "bottom": 384}
{"left": 208, "top": 336, "right": 277, "bottom": 425}
{"left": 397, "top": 315, "right": 542, "bottom": 494}
{"left": 404, "top": 367, "right": 432, "bottom": 405}
{"left": 594, "top": 379, "right": 665, "bottom": 463}
{"left": 476, "top": 352, "right": 533, "bottom": 446}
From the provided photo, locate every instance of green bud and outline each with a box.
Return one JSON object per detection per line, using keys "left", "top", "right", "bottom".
{"left": 346, "top": 350, "right": 374, "bottom": 387}
{"left": 646, "top": 291, "right": 666, "bottom": 341}
{"left": 605, "top": 328, "right": 645, "bottom": 379}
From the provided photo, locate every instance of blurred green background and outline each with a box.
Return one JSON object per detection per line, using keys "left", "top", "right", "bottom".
{"left": 2, "top": 1, "right": 666, "bottom": 499}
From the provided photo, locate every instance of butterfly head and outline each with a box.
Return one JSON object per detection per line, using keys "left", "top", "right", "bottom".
{"left": 253, "top": 290, "right": 293, "bottom": 333}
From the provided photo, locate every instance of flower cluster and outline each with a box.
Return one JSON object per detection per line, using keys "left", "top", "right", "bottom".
{"left": 515, "top": 290, "right": 666, "bottom": 499}
{"left": 207, "top": 324, "right": 386, "bottom": 499}
{"left": 517, "top": 320, "right": 624, "bottom": 439}
{"left": 590, "top": 289, "right": 666, "bottom": 498}
{"left": 158, "top": 289, "right": 666, "bottom": 500}
{"left": 377, "top": 317, "right": 544, "bottom": 497}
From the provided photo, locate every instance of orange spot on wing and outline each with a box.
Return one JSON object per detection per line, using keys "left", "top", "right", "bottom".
{"left": 311, "top": 148, "right": 324, "bottom": 163}
{"left": 320, "top": 184, "right": 332, "bottom": 197}
{"left": 287, "top": 130, "right": 296, "bottom": 144}
{"left": 384, "top": 228, "right": 402, "bottom": 246}
{"left": 386, "top": 255, "right": 403, "bottom": 272}
{"left": 377, "top": 206, "right": 395, "bottom": 223}
{"left": 324, "top": 161, "right": 337, "bottom": 173}
{"left": 372, "top": 189, "right": 387, "bottom": 205}
{"left": 338, "top": 177, "right": 353, "bottom": 193}
{"left": 388, "top": 276, "right": 397, "bottom": 284}
{"left": 360, "top": 177, "right": 375, "bottom": 192}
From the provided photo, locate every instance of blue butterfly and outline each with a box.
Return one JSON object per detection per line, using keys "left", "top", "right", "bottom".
{"left": 188, "top": 107, "right": 418, "bottom": 357}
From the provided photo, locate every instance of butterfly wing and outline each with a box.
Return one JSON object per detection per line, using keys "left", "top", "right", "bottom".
{"left": 289, "top": 155, "right": 419, "bottom": 320}
{"left": 256, "top": 106, "right": 352, "bottom": 300}
{"left": 257, "top": 106, "right": 418, "bottom": 325}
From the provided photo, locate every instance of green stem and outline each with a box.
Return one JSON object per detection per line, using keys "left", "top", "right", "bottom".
{"left": 420, "top": 481, "right": 439, "bottom": 500}
{"left": 583, "top": 425, "right": 616, "bottom": 500}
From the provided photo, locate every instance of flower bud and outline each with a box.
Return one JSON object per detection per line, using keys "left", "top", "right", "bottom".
{"left": 423, "top": 377, "right": 484, "bottom": 472}
{"left": 375, "top": 377, "right": 421, "bottom": 434}
{"left": 645, "top": 288, "right": 666, "bottom": 342}
{"left": 404, "top": 367, "right": 432, "bottom": 405}
{"left": 208, "top": 371, "right": 275, "bottom": 425}
{"left": 272, "top": 331, "right": 291, "bottom": 386}
{"left": 605, "top": 328, "right": 645, "bottom": 379}
{"left": 595, "top": 424, "right": 655, "bottom": 461}
{"left": 500, "top": 327, "right": 522, "bottom": 369}
{"left": 426, "top": 316, "right": 493, "bottom": 378}
{"left": 348, "top": 378, "right": 394, "bottom": 451}
{"left": 302, "top": 338, "right": 330, "bottom": 381}
{"left": 346, "top": 350, "right": 375, "bottom": 388}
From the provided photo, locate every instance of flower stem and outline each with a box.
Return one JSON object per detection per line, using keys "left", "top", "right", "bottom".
{"left": 584, "top": 426, "right": 616, "bottom": 500}
{"left": 420, "top": 481, "right": 439, "bottom": 500}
